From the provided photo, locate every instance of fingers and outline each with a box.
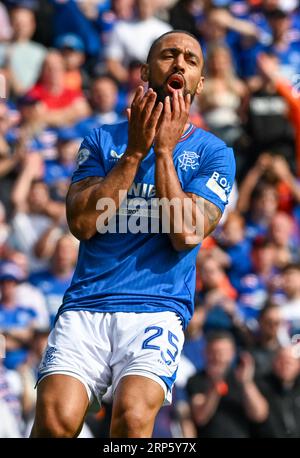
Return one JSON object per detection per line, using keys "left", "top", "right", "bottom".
{"left": 185, "top": 92, "right": 191, "bottom": 113}
{"left": 147, "top": 101, "right": 163, "bottom": 130}
{"left": 131, "top": 86, "right": 144, "bottom": 108}
{"left": 171, "top": 91, "right": 191, "bottom": 120}
{"left": 164, "top": 95, "right": 171, "bottom": 115}
{"left": 178, "top": 90, "right": 185, "bottom": 113}
{"left": 171, "top": 90, "right": 180, "bottom": 116}
{"left": 141, "top": 89, "right": 157, "bottom": 123}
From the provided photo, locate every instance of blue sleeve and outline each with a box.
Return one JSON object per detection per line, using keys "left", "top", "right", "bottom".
{"left": 71, "top": 130, "right": 106, "bottom": 184}
{"left": 184, "top": 146, "right": 236, "bottom": 214}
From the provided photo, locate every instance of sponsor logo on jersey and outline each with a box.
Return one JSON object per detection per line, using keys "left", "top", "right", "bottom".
{"left": 110, "top": 149, "right": 124, "bottom": 160}
{"left": 206, "top": 171, "right": 231, "bottom": 202}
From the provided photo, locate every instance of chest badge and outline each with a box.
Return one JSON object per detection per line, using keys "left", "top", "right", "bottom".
{"left": 178, "top": 151, "right": 199, "bottom": 171}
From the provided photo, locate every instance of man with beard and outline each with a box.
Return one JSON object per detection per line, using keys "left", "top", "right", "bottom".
{"left": 31, "top": 30, "right": 235, "bottom": 438}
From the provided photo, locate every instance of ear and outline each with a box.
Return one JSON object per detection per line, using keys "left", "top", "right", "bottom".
{"left": 196, "top": 76, "right": 205, "bottom": 95}
{"left": 141, "top": 64, "right": 149, "bottom": 83}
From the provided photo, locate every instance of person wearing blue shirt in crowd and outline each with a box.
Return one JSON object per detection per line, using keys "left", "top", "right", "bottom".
{"left": 43, "top": 127, "right": 81, "bottom": 201}
{"left": 31, "top": 30, "right": 235, "bottom": 438}
{"left": 50, "top": 0, "right": 111, "bottom": 59}
{"left": 219, "top": 212, "right": 253, "bottom": 290}
{"left": 75, "top": 74, "right": 124, "bottom": 138}
{"left": 30, "top": 235, "right": 77, "bottom": 327}
{"left": 0, "top": 262, "right": 37, "bottom": 370}
{"left": 239, "top": 7, "right": 300, "bottom": 80}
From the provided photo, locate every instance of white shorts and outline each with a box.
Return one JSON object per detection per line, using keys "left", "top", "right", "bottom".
{"left": 37, "top": 310, "right": 184, "bottom": 406}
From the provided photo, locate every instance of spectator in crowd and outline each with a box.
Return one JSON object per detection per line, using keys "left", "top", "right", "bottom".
{"left": 0, "top": 3, "right": 46, "bottom": 96}
{"left": 9, "top": 155, "right": 65, "bottom": 272}
{"left": 217, "top": 212, "right": 253, "bottom": 289}
{"left": 237, "top": 239, "right": 277, "bottom": 321}
{"left": 0, "top": 102, "right": 25, "bottom": 203}
{"left": 0, "top": 354, "right": 23, "bottom": 437}
{"left": 27, "top": 50, "right": 91, "bottom": 127}
{"left": 0, "top": 1, "right": 12, "bottom": 42}
{"left": 169, "top": 0, "right": 204, "bottom": 41}
{"left": 55, "top": 33, "right": 87, "bottom": 92}
{"left": 257, "top": 52, "right": 300, "bottom": 176}
{"left": 50, "top": 0, "right": 110, "bottom": 60}
{"left": 243, "top": 53, "right": 296, "bottom": 172}
{"left": 237, "top": 153, "right": 300, "bottom": 214}
{"left": 18, "top": 327, "right": 49, "bottom": 435}
{"left": 251, "top": 301, "right": 285, "bottom": 378}
{"left": 43, "top": 126, "right": 81, "bottom": 201}
{"left": 268, "top": 212, "right": 299, "bottom": 269}
{"left": 175, "top": 302, "right": 207, "bottom": 438}
{"left": 277, "top": 263, "right": 300, "bottom": 336}
{"left": 0, "top": 262, "right": 37, "bottom": 370}
{"left": 243, "top": 181, "right": 279, "bottom": 242}
{"left": 248, "top": 7, "right": 300, "bottom": 82}
{"left": 198, "top": 7, "right": 259, "bottom": 68}
{"left": 14, "top": 94, "right": 57, "bottom": 161}
{"left": 105, "top": 0, "right": 172, "bottom": 83}
{"left": 30, "top": 234, "right": 78, "bottom": 326}
{"left": 4, "top": 249, "right": 49, "bottom": 330}
{"left": 76, "top": 74, "right": 123, "bottom": 137}
{"left": 197, "top": 255, "right": 251, "bottom": 346}
{"left": 187, "top": 331, "right": 268, "bottom": 437}
{"left": 256, "top": 345, "right": 300, "bottom": 438}
{"left": 198, "top": 44, "right": 247, "bottom": 146}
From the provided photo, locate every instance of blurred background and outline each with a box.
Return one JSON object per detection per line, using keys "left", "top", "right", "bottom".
{"left": 0, "top": 0, "right": 300, "bottom": 438}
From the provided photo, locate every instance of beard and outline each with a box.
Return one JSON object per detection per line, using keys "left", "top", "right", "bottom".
{"left": 148, "top": 72, "right": 196, "bottom": 106}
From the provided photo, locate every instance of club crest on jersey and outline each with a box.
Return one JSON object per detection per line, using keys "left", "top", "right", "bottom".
{"left": 41, "top": 346, "right": 57, "bottom": 367}
{"left": 178, "top": 151, "right": 199, "bottom": 171}
{"left": 76, "top": 148, "right": 90, "bottom": 168}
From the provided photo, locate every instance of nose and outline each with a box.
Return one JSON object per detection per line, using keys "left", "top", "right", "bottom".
{"left": 172, "top": 54, "right": 186, "bottom": 74}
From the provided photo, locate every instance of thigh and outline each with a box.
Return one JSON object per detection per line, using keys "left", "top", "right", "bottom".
{"left": 110, "top": 374, "right": 165, "bottom": 438}
{"left": 31, "top": 374, "right": 89, "bottom": 437}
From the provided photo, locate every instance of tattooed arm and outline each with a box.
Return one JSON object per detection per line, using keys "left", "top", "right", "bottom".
{"left": 155, "top": 151, "right": 222, "bottom": 251}
{"left": 66, "top": 149, "right": 142, "bottom": 240}
{"left": 66, "top": 86, "right": 163, "bottom": 241}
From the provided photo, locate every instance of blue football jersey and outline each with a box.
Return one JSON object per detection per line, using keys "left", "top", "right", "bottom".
{"left": 57, "top": 121, "right": 235, "bottom": 329}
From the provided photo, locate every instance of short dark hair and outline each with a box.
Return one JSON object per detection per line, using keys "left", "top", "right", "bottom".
{"left": 281, "top": 263, "right": 300, "bottom": 274}
{"left": 146, "top": 29, "right": 200, "bottom": 63}
{"left": 206, "top": 330, "right": 235, "bottom": 346}
{"left": 259, "top": 300, "right": 280, "bottom": 320}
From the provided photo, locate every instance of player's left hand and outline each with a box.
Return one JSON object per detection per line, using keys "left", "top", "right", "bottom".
{"left": 154, "top": 91, "right": 191, "bottom": 156}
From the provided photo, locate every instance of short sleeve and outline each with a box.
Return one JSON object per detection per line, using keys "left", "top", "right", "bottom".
{"left": 71, "top": 130, "right": 106, "bottom": 184}
{"left": 184, "top": 146, "right": 236, "bottom": 214}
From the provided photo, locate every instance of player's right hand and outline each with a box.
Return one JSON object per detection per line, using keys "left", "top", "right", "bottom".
{"left": 126, "top": 86, "right": 163, "bottom": 158}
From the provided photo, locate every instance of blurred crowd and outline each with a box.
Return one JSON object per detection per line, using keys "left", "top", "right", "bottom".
{"left": 0, "top": 0, "right": 300, "bottom": 438}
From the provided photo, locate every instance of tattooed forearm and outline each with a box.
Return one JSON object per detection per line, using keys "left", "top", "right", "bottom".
{"left": 203, "top": 199, "right": 222, "bottom": 236}
{"left": 186, "top": 192, "right": 222, "bottom": 238}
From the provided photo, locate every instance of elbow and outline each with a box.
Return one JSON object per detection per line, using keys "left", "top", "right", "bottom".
{"left": 171, "top": 233, "right": 202, "bottom": 252}
{"left": 68, "top": 218, "right": 96, "bottom": 241}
